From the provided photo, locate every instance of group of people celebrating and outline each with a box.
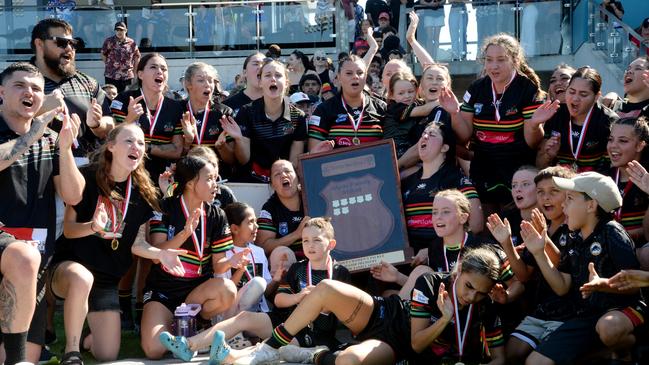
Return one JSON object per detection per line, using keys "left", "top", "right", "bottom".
{"left": 1, "top": 11, "right": 649, "bottom": 365}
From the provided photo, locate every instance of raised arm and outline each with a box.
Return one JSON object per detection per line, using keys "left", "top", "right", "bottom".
{"left": 405, "top": 12, "right": 434, "bottom": 68}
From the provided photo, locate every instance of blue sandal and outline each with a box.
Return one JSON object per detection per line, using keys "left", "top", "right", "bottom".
{"left": 159, "top": 331, "right": 194, "bottom": 362}
{"left": 209, "top": 330, "right": 230, "bottom": 365}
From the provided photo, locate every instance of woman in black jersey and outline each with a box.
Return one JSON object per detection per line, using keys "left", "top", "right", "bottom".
{"left": 222, "top": 53, "right": 265, "bottom": 116}
{"left": 400, "top": 122, "right": 482, "bottom": 253}
{"left": 110, "top": 53, "right": 184, "bottom": 180}
{"left": 607, "top": 117, "right": 649, "bottom": 248}
{"left": 537, "top": 67, "right": 619, "bottom": 173}
{"left": 49, "top": 124, "right": 185, "bottom": 363}
{"left": 611, "top": 57, "right": 649, "bottom": 119}
{"left": 232, "top": 247, "right": 505, "bottom": 365}
{"left": 455, "top": 33, "right": 549, "bottom": 213}
{"left": 141, "top": 156, "right": 241, "bottom": 359}
{"left": 308, "top": 55, "right": 387, "bottom": 150}
{"left": 180, "top": 62, "right": 243, "bottom": 177}
{"left": 234, "top": 59, "right": 308, "bottom": 182}
{"left": 256, "top": 160, "right": 302, "bottom": 265}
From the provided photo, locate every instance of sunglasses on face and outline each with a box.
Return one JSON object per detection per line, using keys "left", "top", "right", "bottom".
{"left": 315, "top": 56, "right": 326, "bottom": 61}
{"left": 44, "top": 36, "right": 79, "bottom": 50}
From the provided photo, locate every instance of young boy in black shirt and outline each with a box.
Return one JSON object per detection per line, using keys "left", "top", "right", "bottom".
{"left": 523, "top": 172, "right": 643, "bottom": 365}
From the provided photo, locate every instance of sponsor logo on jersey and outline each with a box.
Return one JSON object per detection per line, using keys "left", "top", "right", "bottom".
{"left": 474, "top": 103, "right": 483, "bottom": 114}
{"left": 336, "top": 114, "right": 348, "bottom": 123}
{"left": 308, "top": 115, "right": 320, "bottom": 126}
{"left": 412, "top": 288, "right": 429, "bottom": 304}
{"left": 259, "top": 210, "right": 272, "bottom": 220}
{"left": 463, "top": 91, "right": 471, "bottom": 103}
{"left": 279, "top": 222, "right": 289, "bottom": 235}
{"left": 110, "top": 99, "right": 123, "bottom": 110}
{"left": 590, "top": 242, "right": 602, "bottom": 256}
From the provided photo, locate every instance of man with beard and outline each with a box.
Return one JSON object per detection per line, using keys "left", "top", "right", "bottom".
{"left": 31, "top": 18, "right": 114, "bottom": 163}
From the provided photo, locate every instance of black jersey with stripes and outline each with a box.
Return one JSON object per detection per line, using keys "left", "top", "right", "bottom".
{"left": 543, "top": 102, "right": 618, "bottom": 173}
{"left": 236, "top": 98, "right": 307, "bottom": 182}
{"left": 401, "top": 163, "right": 478, "bottom": 252}
{"left": 257, "top": 193, "right": 305, "bottom": 260}
{"left": 460, "top": 74, "right": 543, "bottom": 199}
{"left": 308, "top": 92, "right": 386, "bottom": 148}
{"left": 410, "top": 272, "right": 504, "bottom": 361}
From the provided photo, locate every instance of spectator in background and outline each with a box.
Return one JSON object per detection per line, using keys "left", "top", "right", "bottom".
{"left": 287, "top": 50, "right": 315, "bottom": 94}
{"left": 415, "top": 0, "right": 445, "bottom": 60}
{"left": 299, "top": 73, "right": 321, "bottom": 99}
{"left": 449, "top": 0, "right": 468, "bottom": 60}
{"left": 101, "top": 22, "right": 140, "bottom": 93}
{"left": 602, "top": 0, "right": 624, "bottom": 20}
{"left": 375, "top": 11, "right": 392, "bottom": 31}
{"left": 102, "top": 84, "right": 118, "bottom": 101}
{"left": 365, "top": 0, "right": 391, "bottom": 26}
{"left": 312, "top": 51, "right": 335, "bottom": 94}
{"left": 266, "top": 44, "right": 281, "bottom": 60}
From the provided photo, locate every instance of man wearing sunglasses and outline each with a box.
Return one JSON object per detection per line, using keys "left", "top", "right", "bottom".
{"left": 31, "top": 18, "right": 114, "bottom": 161}
{"left": 101, "top": 22, "right": 140, "bottom": 94}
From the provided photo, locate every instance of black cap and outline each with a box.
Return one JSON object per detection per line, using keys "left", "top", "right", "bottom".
{"left": 114, "top": 21, "right": 127, "bottom": 30}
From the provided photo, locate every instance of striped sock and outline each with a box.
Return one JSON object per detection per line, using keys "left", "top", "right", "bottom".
{"left": 266, "top": 324, "right": 293, "bottom": 349}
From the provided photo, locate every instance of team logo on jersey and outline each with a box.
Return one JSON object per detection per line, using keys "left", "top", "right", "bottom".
{"left": 590, "top": 242, "right": 602, "bottom": 256}
{"left": 279, "top": 222, "right": 289, "bottom": 235}
{"left": 559, "top": 233, "right": 567, "bottom": 247}
{"left": 164, "top": 123, "right": 174, "bottom": 132}
{"left": 417, "top": 183, "right": 426, "bottom": 190}
{"left": 336, "top": 114, "right": 348, "bottom": 123}
{"left": 505, "top": 107, "right": 518, "bottom": 116}
{"left": 283, "top": 123, "right": 295, "bottom": 135}
{"left": 474, "top": 103, "right": 483, "bottom": 114}
{"left": 292, "top": 216, "right": 302, "bottom": 223}
{"left": 208, "top": 126, "right": 220, "bottom": 136}
{"left": 167, "top": 225, "right": 176, "bottom": 240}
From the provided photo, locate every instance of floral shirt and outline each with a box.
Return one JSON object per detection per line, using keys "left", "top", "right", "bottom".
{"left": 101, "top": 35, "right": 140, "bottom": 80}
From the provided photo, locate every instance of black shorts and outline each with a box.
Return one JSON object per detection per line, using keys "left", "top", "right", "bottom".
{"left": 355, "top": 295, "right": 416, "bottom": 362}
{"left": 268, "top": 308, "right": 341, "bottom": 349}
{"left": 536, "top": 316, "right": 601, "bottom": 365}
{"left": 49, "top": 262, "right": 121, "bottom": 312}
{"left": 143, "top": 276, "right": 210, "bottom": 313}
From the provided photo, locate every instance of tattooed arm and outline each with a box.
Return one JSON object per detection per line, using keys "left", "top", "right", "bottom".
{"left": 150, "top": 135, "right": 184, "bottom": 160}
{"left": 0, "top": 110, "right": 56, "bottom": 172}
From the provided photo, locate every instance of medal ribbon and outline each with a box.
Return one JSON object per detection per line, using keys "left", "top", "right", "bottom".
{"left": 568, "top": 105, "right": 594, "bottom": 165}
{"left": 109, "top": 175, "right": 132, "bottom": 237}
{"left": 307, "top": 257, "right": 333, "bottom": 287}
{"left": 140, "top": 88, "right": 164, "bottom": 136}
{"left": 443, "top": 232, "right": 468, "bottom": 272}
{"left": 614, "top": 168, "right": 633, "bottom": 220}
{"left": 232, "top": 246, "right": 256, "bottom": 281}
{"left": 180, "top": 196, "right": 206, "bottom": 275}
{"left": 490, "top": 72, "right": 516, "bottom": 122}
{"left": 452, "top": 278, "right": 474, "bottom": 359}
{"left": 341, "top": 95, "right": 365, "bottom": 140}
{"left": 187, "top": 100, "right": 211, "bottom": 145}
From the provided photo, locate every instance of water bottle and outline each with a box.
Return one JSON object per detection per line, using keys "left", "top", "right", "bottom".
{"left": 174, "top": 303, "right": 202, "bottom": 337}
{"left": 607, "top": 22, "right": 622, "bottom": 63}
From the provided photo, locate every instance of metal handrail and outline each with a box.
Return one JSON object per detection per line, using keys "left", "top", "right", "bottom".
{"left": 597, "top": 6, "right": 646, "bottom": 47}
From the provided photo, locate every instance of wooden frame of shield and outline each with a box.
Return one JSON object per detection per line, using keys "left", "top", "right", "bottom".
{"left": 298, "top": 139, "right": 411, "bottom": 272}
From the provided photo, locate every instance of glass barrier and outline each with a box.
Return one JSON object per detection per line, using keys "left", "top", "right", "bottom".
{"left": 193, "top": 4, "right": 259, "bottom": 52}
{"left": 0, "top": 7, "right": 48, "bottom": 56}
{"left": 259, "top": 2, "right": 336, "bottom": 49}
{"left": 591, "top": 0, "right": 647, "bottom": 71}
{"left": 69, "top": 7, "right": 122, "bottom": 51}
{"left": 124, "top": 6, "right": 190, "bottom": 53}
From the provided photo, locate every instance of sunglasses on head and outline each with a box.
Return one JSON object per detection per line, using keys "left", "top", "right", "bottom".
{"left": 44, "top": 36, "right": 79, "bottom": 50}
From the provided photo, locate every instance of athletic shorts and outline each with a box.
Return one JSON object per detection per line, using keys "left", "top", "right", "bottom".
{"left": 535, "top": 316, "right": 601, "bottom": 365}
{"left": 511, "top": 316, "right": 564, "bottom": 349}
{"left": 143, "top": 276, "right": 210, "bottom": 313}
{"left": 355, "top": 295, "right": 416, "bottom": 362}
{"left": 48, "top": 261, "right": 121, "bottom": 312}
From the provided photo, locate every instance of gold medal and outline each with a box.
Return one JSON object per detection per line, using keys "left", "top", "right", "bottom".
{"left": 352, "top": 137, "right": 360, "bottom": 145}
{"left": 111, "top": 238, "right": 119, "bottom": 250}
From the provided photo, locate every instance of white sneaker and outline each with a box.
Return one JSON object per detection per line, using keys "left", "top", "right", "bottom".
{"left": 235, "top": 342, "right": 279, "bottom": 365}
{"left": 279, "top": 344, "right": 329, "bottom": 363}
